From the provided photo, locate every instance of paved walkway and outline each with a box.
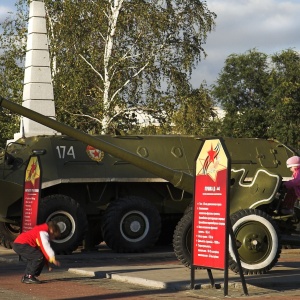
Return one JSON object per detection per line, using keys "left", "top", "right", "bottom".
{"left": 2, "top": 244, "right": 300, "bottom": 295}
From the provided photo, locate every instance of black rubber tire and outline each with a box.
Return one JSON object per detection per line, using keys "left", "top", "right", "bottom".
{"left": 173, "top": 207, "right": 281, "bottom": 274}
{"left": 173, "top": 209, "right": 193, "bottom": 268}
{"left": 0, "top": 221, "right": 20, "bottom": 249}
{"left": 38, "top": 194, "right": 88, "bottom": 254}
{"left": 229, "top": 209, "right": 281, "bottom": 275}
{"left": 102, "top": 196, "right": 161, "bottom": 253}
{"left": 184, "top": 201, "right": 193, "bottom": 214}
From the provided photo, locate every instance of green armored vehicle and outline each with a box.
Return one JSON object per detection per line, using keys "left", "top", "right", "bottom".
{"left": 0, "top": 96, "right": 299, "bottom": 276}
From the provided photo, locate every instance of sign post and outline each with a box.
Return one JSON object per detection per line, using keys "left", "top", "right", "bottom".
{"left": 21, "top": 155, "right": 42, "bottom": 233}
{"left": 191, "top": 138, "right": 248, "bottom": 296}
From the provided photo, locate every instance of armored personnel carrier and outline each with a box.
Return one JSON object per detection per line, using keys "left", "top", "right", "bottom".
{"left": 0, "top": 96, "right": 299, "bottom": 276}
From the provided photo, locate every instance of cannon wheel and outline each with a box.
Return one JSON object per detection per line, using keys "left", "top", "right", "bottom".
{"left": 38, "top": 194, "right": 88, "bottom": 254}
{"left": 173, "top": 208, "right": 281, "bottom": 274}
{"left": 102, "top": 196, "right": 161, "bottom": 253}
{"left": 173, "top": 209, "right": 193, "bottom": 267}
{"left": 0, "top": 221, "right": 20, "bottom": 249}
{"left": 229, "top": 209, "right": 281, "bottom": 275}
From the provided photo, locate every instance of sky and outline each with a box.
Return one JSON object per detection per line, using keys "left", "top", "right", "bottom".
{"left": 1, "top": 0, "right": 300, "bottom": 88}
{"left": 191, "top": 0, "right": 300, "bottom": 87}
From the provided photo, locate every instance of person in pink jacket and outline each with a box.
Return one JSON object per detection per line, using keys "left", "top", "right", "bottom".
{"left": 281, "top": 156, "right": 300, "bottom": 215}
{"left": 13, "top": 221, "right": 61, "bottom": 284}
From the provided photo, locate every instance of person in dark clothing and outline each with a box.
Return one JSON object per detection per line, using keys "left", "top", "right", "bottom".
{"left": 13, "top": 221, "right": 61, "bottom": 284}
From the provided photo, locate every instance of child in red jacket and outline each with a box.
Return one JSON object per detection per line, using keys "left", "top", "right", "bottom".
{"left": 13, "top": 221, "right": 61, "bottom": 284}
{"left": 281, "top": 156, "right": 300, "bottom": 215}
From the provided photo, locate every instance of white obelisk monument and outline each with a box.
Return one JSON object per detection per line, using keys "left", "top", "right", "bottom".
{"left": 13, "top": 0, "right": 58, "bottom": 141}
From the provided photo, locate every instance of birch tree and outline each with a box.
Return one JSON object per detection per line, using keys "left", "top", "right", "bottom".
{"left": 44, "top": 0, "right": 216, "bottom": 133}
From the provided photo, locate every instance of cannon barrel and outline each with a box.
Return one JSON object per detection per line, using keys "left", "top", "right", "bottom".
{"left": 0, "top": 96, "right": 195, "bottom": 194}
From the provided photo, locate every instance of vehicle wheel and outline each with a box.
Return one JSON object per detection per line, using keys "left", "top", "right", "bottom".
{"left": 173, "top": 209, "right": 193, "bottom": 268}
{"left": 184, "top": 201, "right": 193, "bottom": 214}
{"left": 0, "top": 221, "right": 20, "bottom": 249}
{"left": 229, "top": 209, "right": 281, "bottom": 275}
{"left": 38, "top": 194, "right": 88, "bottom": 254}
{"left": 102, "top": 196, "right": 161, "bottom": 253}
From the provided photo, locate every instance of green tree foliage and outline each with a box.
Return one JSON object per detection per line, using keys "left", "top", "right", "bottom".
{"left": 267, "top": 49, "right": 300, "bottom": 148}
{"left": 212, "top": 49, "right": 300, "bottom": 149}
{"left": 172, "top": 83, "right": 216, "bottom": 135}
{"left": 0, "top": 0, "right": 28, "bottom": 145}
{"left": 212, "top": 49, "right": 271, "bottom": 138}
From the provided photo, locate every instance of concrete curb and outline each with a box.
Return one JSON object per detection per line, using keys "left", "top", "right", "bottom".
{"left": 67, "top": 268, "right": 167, "bottom": 289}
{"left": 108, "top": 273, "right": 168, "bottom": 289}
{"left": 2, "top": 247, "right": 300, "bottom": 292}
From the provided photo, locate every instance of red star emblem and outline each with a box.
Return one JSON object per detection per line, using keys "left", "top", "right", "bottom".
{"left": 207, "top": 144, "right": 216, "bottom": 163}
{"left": 25, "top": 157, "right": 40, "bottom": 186}
{"left": 86, "top": 145, "right": 104, "bottom": 162}
{"left": 196, "top": 141, "right": 226, "bottom": 181}
{"left": 92, "top": 150, "right": 100, "bottom": 158}
{"left": 29, "top": 162, "right": 37, "bottom": 177}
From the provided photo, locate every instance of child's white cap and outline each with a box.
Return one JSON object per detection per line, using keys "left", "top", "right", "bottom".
{"left": 286, "top": 156, "right": 300, "bottom": 168}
